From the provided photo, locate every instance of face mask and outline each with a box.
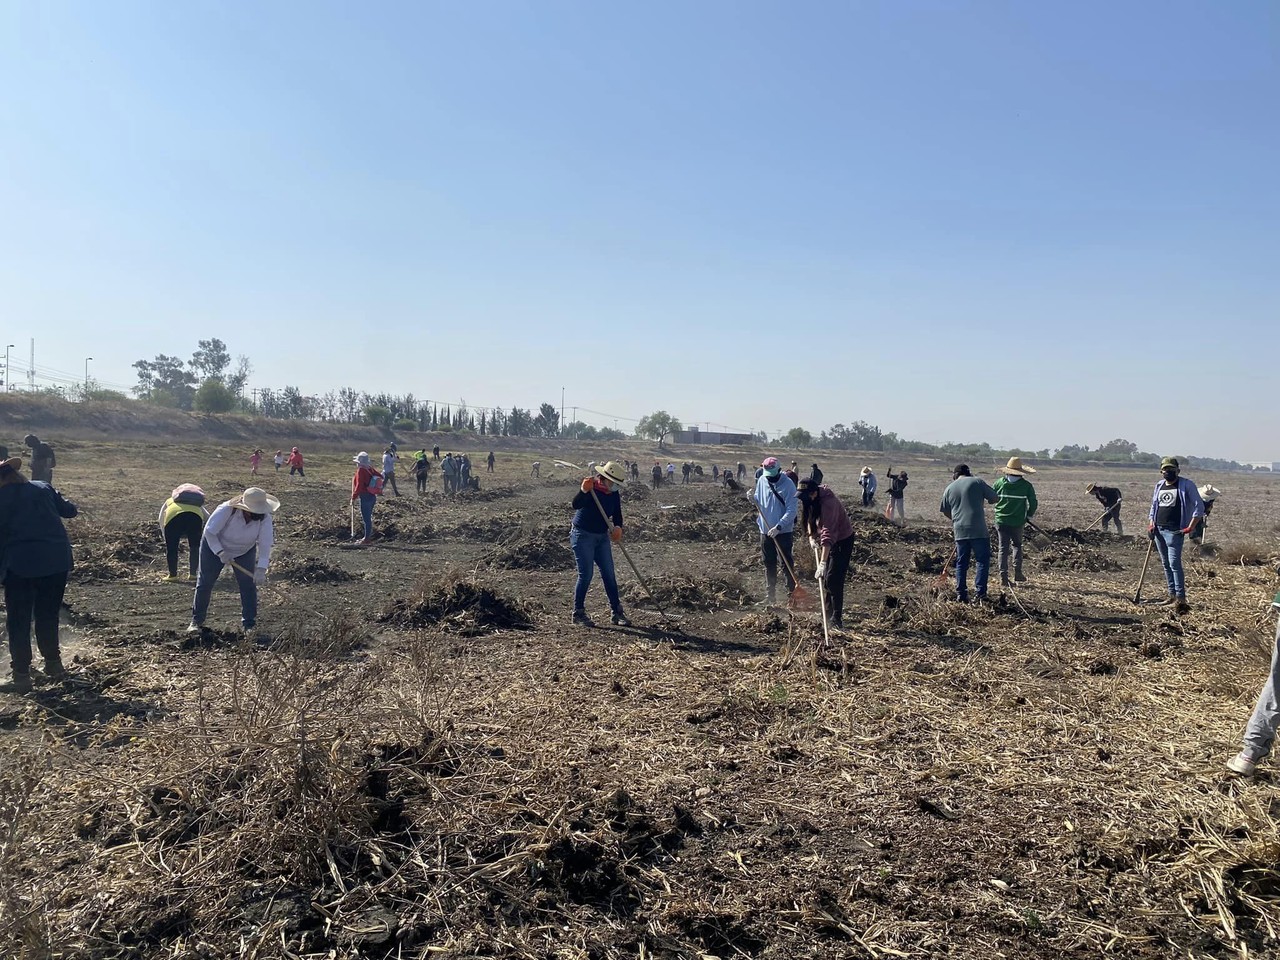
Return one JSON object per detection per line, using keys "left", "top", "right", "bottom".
{"left": 1162, "top": 470, "right": 1178, "bottom": 483}
{"left": 1005, "top": 475, "right": 1020, "bottom": 483}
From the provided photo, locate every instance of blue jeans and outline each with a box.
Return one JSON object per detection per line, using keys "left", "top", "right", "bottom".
{"left": 357, "top": 492, "right": 376, "bottom": 539}
{"left": 192, "top": 541, "right": 258, "bottom": 628}
{"left": 1154, "top": 528, "right": 1186, "bottom": 598}
{"left": 570, "top": 527, "right": 622, "bottom": 614}
{"left": 955, "top": 536, "right": 990, "bottom": 600}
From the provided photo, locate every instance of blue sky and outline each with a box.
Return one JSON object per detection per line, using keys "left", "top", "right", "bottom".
{"left": 1, "top": 2, "right": 1276, "bottom": 459}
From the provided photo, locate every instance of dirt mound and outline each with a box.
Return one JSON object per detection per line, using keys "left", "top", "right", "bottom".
{"left": 912, "top": 549, "right": 947, "bottom": 574}
{"left": 1038, "top": 543, "right": 1123, "bottom": 573}
{"left": 727, "top": 611, "right": 788, "bottom": 634}
{"left": 448, "top": 511, "right": 523, "bottom": 543}
{"left": 490, "top": 535, "right": 574, "bottom": 571}
{"left": 379, "top": 577, "right": 535, "bottom": 635}
{"left": 624, "top": 574, "right": 752, "bottom": 610}
{"left": 272, "top": 555, "right": 357, "bottom": 584}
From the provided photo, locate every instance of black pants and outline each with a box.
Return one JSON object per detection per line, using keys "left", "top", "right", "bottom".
{"left": 760, "top": 532, "right": 796, "bottom": 600}
{"left": 416, "top": 472, "right": 428, "bottom": 493}
{"left": 5, "top": 571, "right": 67, "bottom": 675}
{"left": 290, "top": 465, "right": 304, "bottom": 477}
{"left": 164, "top": 511, "right": 204, "bottom": 577}
{"left": 823, "top": 535, "right": 855, "bottom": 626}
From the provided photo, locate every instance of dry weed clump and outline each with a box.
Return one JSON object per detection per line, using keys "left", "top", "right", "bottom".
{"left": 1219, "top": 541, "right": 1279, "bottom": 568}
{"left": 271, "top": 552, "right": 358, "bottom": 584}
{"left": 624, "top": 573, "right": 752, "bottom": 611}
{"left": 488, "top": 534, "right": 574, "bottom": 571}
{"left": 380, "top": 570, "right": 535, "bottom": 635}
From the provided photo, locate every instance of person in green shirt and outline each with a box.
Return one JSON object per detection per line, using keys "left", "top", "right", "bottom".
{"left": 992, "top": 457, "right": 1039, "bottom": 588}
{"left": 940, "top": 464, "right": 999, "bottom": 603}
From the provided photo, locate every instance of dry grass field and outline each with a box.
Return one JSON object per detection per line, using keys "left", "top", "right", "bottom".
{"left": 3, "top": 438, "right": 1280, "bottom": 959}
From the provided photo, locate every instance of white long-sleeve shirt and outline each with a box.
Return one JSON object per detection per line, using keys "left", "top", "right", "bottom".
{"left": 202, "top": 502, "right": 274, "bottom": 569}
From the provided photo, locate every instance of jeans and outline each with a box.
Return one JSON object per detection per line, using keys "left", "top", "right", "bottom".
{"left": 996, "top": 525, "right": 1024, "bottom": 580}
{"left": 5, "top": 571, "right": 67, "bottom": 675}
{"left": 191, "top": 541, "right": 258, "bottom": 628}
{"left": 759, "top": 531, "right": 796, "bottom": 601}
{"left": 955, "top": 536, "right": 991, "bottom": 600}
{"left": 1153, "top": 528, "right": 1186, "bottom": 598}
{"left": 570, "top": 527, "right": 622, "bottom": 614}
{"left": 358, "top": 492, "right": 376, "bottom": 540}
{"left": 822, "top": 535, "right": 854, "bottom": 626}
{"left": 1242, "top": 618, "right": 1280, "bottom": 762}
{"left": 164, "top": 511, "right": 204, "bottom": 577}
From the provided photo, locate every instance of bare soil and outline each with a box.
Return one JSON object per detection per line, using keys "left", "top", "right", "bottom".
{"left": 3, "top": 441, "right": 1280, "bottom": 959}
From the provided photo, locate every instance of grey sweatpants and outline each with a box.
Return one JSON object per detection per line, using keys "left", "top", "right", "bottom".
{"left": 996, "top": 525, "right": 1024, "bottom": 579}
{"left": 1242, "top": 618, "right": 1280, "bottom": 762}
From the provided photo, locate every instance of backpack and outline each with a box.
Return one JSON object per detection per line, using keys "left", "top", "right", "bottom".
{"left": 174, "top": 489, "right": 206, "bottom": 507}
{"left": 367, "top": 474, "right": 385, "bottom": 496}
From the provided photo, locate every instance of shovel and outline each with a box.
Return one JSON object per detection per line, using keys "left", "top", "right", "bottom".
{"left": 1133, "top": 537, "right": 1155, "bottom": 604}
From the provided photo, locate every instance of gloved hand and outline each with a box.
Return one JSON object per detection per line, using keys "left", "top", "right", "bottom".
{"left": 766, "top": 525, "right": 781, "bottom": 538}
{"left": 610, "top": 527, "right": 623, "bottom": 543}
{"left": 815, "top": 561, "right": 827, "bottom": 579}
{"left": 1147, "top": 524, "right": 1156, "bottom": 541}
{"left": 581, "top": 478, "right": 594, "bottom": 493}
{"left": 1180, "top": 526, "right": 1194, "bottom": 535}
{"left": 218, "top": 550, "right": 235, "bottom": 567}
{"left": 254, "top": 568, "right": 267, "bottom": 586}
{"left": 809, "top": 536, "right": 819, "bottom": 551}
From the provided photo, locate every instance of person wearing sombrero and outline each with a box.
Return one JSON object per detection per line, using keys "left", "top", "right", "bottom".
{"left": 1147, "top": 457, "right": 1204, "bottom": 614}
{"left": 0, "top": 456, "right": 78, "bottom": 692}
{"left": 1086, "top": 481, "right": 1124, "bottom": 536}
{"left": 858, "top": 467, "right": 877, "bottom": 508}
{"left": 992, "top": 457, "right": 1039, "bottom": 588}
{"left": 1190, "top": 484, "right": 1220, "bottom": 552}
{"left": 187, "top": 486, "right": 280, "bottom": 634}
{"left": 569, "top": 461, "right": 631, "bottom": 628}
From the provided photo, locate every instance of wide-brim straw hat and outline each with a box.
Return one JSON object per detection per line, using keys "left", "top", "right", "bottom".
{"left": 0, "top": 457, "right": 22, "bottom": 473}
{"left": 1001, "top": 456, "right": 1036, "bottom": 476}
{"left": 860, "top": 466, "right": 872, "bottom": 476}
{"left": 1199, "top": 484, "right": 1221, "bottom": 501}
{"left": 594, "top": 461, "right": 627, "bottom": 485}
{"left": 233, "top": 487, "right": 280, "bottom": 514}
{"left": 1086, "top": 482, "right": 1097, "bottom": 493}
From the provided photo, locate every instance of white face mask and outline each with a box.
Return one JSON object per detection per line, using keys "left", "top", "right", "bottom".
{"left": 1005, "top": 474, "right": 1021, "bottom": 482}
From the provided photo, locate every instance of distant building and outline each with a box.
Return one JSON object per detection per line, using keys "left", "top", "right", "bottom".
{"left": 673, "top": 428, "right": 751, "bottom": 446}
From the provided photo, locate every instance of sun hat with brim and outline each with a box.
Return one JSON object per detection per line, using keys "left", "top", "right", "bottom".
{"left": 1160, "top": 457, "right": 1179, "bottom": 470}
{"left": 860, "top": 466, "right": 872, "bottom": 476}
{"left": 593, "top": 461, "right": 627, "bottom": 485}
{"left": 1086, "top": 482, "right": 1097, "bottom": 493}
{"left": 353, "top": 452, "right": 371, "bottom": 467}
{"left": 233, "top": 487, "right": 280, "bottom": 515}
{"left": 1001, "top": 457, "right": 1036, "bottom": 476}
{"left": 1199, "top": 484, "right": 1220, "bottom": 501}
{"left": 0, "top": 457, "right": 22, "bottom": 473}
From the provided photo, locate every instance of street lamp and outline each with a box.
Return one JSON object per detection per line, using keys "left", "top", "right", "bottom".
{"left": 84, "top": 357, "right": 93, "bottom": 389}
{"left": 4, "top": 344, "right": 13, "bottom": 393}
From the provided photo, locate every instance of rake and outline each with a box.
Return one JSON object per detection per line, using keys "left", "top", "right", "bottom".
{"left": 747, "top": 496, "right": 814, "bottom": 612}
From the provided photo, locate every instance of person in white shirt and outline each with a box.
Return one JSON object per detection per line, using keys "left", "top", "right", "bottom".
{"left": 382, "top": 447, "right": 401, "bottom": 497}
{"left": 187, "top": 487, "right": 279, "bottom": 634}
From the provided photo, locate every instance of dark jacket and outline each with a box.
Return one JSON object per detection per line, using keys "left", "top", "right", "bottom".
{"left": 0, "top": 480, "right": 77, "bottom": 580}
{"left": 572, "top": 486, "right": 623, "bottom": 535}
{"left": 1092, "top": 486, "right": 1122, "bottom": 509}
{"left": 888, "top": 473, "right": 908, "bottom": 498}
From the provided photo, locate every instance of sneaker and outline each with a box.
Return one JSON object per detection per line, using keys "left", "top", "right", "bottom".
{"left": 1175, "top": 598, "right": 1191, "bottom": 615}
{"left": 572, "top": 610, "right": 595, "bottom": 628}
{"left": 611, "top": 611, "right": 632, "bottom": 627}
{"left": 1157, "top": 596, "right": 1177, "bottom": 606}
{"left": 162, "top": 574, "right": 183, "bottom": 583}
{"left": 185, "top": 620, "right": 203, "bottom": 634}
{"left": 1227, "top": 752, "right": 1257, "bottom": 776}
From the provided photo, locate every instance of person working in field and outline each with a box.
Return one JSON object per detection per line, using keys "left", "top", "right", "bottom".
{"left": 1147, "top": 457, "right": 1204, "bottom": 614}
{"left": 23, "top": 434, "right": 56, "bottom": 485}
{"left": 273, "top": 450, "right": 284, "bottom": 471}
{"left": 1086, "top": 482, "right": 1124, "bottom": 535}
{"left": 530, "top": 461, "right": 540, "bottom": 478}
{"left": 1191, "top": 484, "right": 1220, "bottom": 552}
{"left": 159, "top": 484, "right": 208, "bottom": 582}
{"left": 382, "top": 447, "right": 401, "bottom": 497}
{"left": 187, "top": 486, "right": 278, "bottom": 635}
{"left": 351, "top": 452, "right": 383, "bottom": 546}
{"left": 0, "top": 454, "right": 78, "bottom": 693}
{"left": 487, "top": 451, "right": 495, "bottom": 473}
{"left": 940, "top": 464, "right": 999, "bottom": 604}
{"left": 1226, "top": 568, "right": 1280, "bottom": 777}
{"left": 753, "top": 457, "right": 799, "bottom": 608}
{"left": 797, "top": 477, "right": 854, "bottom": 632}
{"left": 287, "top": 446, "right": 305, "bottom": 478}
{"left": 992, "top": 457, "right": 1038, "bottom": 589}
{"left": 859, "top": 466, "right": 877, "bottom": 507}
{"left": 569, "top": 461, "right": 631, "bottom": 628}
{"left": 886, "top": 468, "right": 909, "bottom": 526}
{"left": 414, "top": 452, "right": 431, "bottom": 495}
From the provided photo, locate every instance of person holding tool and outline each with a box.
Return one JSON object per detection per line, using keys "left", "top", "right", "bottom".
{"left": 797, "top": 477, "right": 854, "bottom": 632}
{"left": 187, "top": 486, "right": 279, "bottom": 635}
{"left": 752, "top": 457, "right": 799, "bottom": 608}
{"left": 992, "top": 457, "right": 1038, "bottom": 588}
{"left": 569, "top": 461, "right": 631, "bottom": 628}
{"left": 1226, "top": 568, "right": 1280, "bottom": 776}
{"left": 1086, "top": 482, "right": 1124, "bottom": 535}
{"left": 1147, "top": 457, "right": 1204, "bottom": 614}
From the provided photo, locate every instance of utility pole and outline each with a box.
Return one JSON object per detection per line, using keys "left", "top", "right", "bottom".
{"left": 28, "top": 340, "right": 33, "bottom": 391}
{"left": 84, "top": 357, "right": 92, "bottom": 389}
{"left": 251, "top": 387, "right": 259, "bottom": 410}
{"left": 572, "top": 406, "right": 577, "bottom": 439}
{"left": 4, "top": 344, "right": 13, "bottom": 393}
{"left": 561, "top": 387, "right": 565, "bottom": 433}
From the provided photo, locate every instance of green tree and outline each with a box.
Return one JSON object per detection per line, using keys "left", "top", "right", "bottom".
{"left": 533, "top": 402, "right": 560, "bottom": 437}
{"left": 193, "top": 377, "right": 236, "bottom": 413}
{"left": 783, "top": 427, "right": 813, "bottom": 448}
{"left": 190, "top": 339, "right": 232, "bottom": 382}
{"left": 637, "top": 410, "right": 682, "bottom": 448}
{"left": 364, "top": 404, "right": 394, "bottom": 428}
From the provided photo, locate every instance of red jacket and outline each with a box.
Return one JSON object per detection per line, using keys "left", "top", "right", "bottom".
{"left": 288, "top": 451, "right": 304, "bottom": 469}
{"left": 352, "top": 465, "right": 382, "bottom": 499}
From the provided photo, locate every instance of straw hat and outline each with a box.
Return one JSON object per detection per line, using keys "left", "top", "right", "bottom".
{"left": 1001, "top": 457, "right": 1036, "bottom": 476}
{"left": 860, "top": 466, "right": 872, "bottom": 476}
{"left": 1085, "top": 482, "right": 1097, "bottom": 493}
{"left": 1199, "top": 484, "right": 1220, "bottom": 501}
{"left": 594, "top": 461, "right": 627, "bottom": 485}
{"left": 232, "top": 487, "right": 280, "bottom": 514}
{"left": 0, "top": 457, "right": 22, "bottom": 473}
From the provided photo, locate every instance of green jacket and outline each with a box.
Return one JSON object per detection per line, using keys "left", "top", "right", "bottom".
{"left": 993, "top": 475, "right": 1037, "bottom": 528}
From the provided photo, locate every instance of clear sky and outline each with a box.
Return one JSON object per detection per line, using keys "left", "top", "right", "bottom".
{"left": 1, "top": 2, "right": 1276, "bottom": 459}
